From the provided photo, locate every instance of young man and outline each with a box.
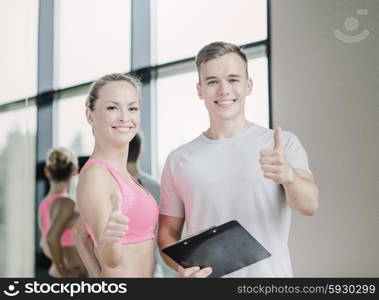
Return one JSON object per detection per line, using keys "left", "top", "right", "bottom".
{"left": 158, "top": 41, "right": 319, "bottom": 278}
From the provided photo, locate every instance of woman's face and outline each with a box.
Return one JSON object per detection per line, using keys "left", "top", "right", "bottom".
{"left": 87, "top": 81, "right": 141, "bottom": 146}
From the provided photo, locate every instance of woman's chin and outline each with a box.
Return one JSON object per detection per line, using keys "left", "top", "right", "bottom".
{"left": 112, "top": 137, "right": 134, "bottom": 147}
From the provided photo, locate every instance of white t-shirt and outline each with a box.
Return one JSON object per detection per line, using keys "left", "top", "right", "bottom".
{"left": 160, "top": 124, "right": 310, "bottom": 277}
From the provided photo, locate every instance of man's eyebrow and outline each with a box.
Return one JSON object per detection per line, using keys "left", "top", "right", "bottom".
{"left": 204, "top": 76, "right": 218, "bottom": 81}
{"left": 204, "top": 74, "right": 242, "bottom": 81}
{"left": 128, "top": 101, "right": 139, "bottom": 106}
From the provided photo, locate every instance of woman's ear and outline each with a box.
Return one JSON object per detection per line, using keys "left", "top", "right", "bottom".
{"left": 72, "top": 166, "right": 78, "bottom": 177}
{"left": 86, "top": 108, "right": 94, "bottom": 126}
{"left": 43, "top": 166, "right": 50, "bottom": 179}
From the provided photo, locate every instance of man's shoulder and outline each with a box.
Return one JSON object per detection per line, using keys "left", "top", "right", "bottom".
{"left": 166, "top": 134, "right": 203, "bottom": 160}
{"left": 252, "top": 124, "right": 297, "bottom": 143}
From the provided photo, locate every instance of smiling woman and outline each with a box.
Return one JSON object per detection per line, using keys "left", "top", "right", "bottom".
{"left": 76, "top": 73, "right": 159, "bottom": 277}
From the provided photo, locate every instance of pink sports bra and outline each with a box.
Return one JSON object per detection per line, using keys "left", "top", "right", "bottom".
{"left": 39, "top": 193, "right": 76, "bottom": 247}
{"left": 82, "top": 159, "right": 159, "bottom": 247}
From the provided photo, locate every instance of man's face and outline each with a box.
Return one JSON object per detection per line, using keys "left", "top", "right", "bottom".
{"left": 197, "top": 53, "right": 252, "bottom": 123}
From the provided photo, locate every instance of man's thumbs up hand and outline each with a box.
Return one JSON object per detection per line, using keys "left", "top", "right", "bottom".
{"left": 273, "top": 127, "right": 283, "bottom": 152}
{"left": 259, "top": 127, "right": 294, "bottom": 184}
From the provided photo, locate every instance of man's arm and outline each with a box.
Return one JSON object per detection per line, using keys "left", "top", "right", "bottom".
{"left": 158, "top": 215, "right": 212, "bottom": 278}
{"left": 47, "top": 198, "right": 78, "bottom": 277}
{"left": 157, "top": 215, "right": 184, "bottom": 271}
{"left": 282, "top": 168, "right": 319, "bottom": 216}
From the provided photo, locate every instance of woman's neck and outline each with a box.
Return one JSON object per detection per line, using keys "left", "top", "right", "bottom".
{"left": 48, "top": 181, "right": 70, "bottom": 196}
{"left": 91, "top": 142, "right": 129, "bottom": 175}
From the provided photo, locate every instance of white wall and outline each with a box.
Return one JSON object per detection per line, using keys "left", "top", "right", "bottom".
{"left": 271, "top": 0, "right": 379, "bottom": 276}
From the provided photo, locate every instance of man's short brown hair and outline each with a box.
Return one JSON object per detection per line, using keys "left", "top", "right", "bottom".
{"left": 195, "top": 41, "right": 248, "bottom": 80}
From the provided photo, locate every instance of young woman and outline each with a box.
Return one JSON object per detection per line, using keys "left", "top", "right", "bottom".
{"left": 38, "top": 147, "right": 87, "bottom": 277}
{"left": 76, "top": 73, "right": 159, "bottom": 277}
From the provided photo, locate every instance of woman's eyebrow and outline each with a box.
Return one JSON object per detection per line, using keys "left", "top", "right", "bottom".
{"left": 105, "top": 100, "right": 120, "bottom": 105}
{"left": 105, "top": 100, "right": 139, "bottom": 105}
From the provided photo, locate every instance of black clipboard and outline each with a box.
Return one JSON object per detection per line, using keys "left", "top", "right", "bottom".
{"left": 162, "top": 220, "right": 271, "bottom": 278}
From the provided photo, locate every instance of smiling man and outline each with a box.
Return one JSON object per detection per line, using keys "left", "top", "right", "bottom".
{"left": 158, "top": 42, "right": 319, "bottom": 278}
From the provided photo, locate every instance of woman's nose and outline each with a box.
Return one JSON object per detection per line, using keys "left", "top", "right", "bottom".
{"left": 118, "top": 109, "right": 130, "bottom": 122}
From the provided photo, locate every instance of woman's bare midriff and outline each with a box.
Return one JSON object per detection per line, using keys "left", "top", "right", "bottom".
{"left": 99, "top": 239, "right": 155, "bottom": 278}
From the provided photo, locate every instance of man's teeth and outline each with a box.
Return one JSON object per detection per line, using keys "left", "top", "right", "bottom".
{"left": 215, "top": 100, "right": 236, "bottom": 104}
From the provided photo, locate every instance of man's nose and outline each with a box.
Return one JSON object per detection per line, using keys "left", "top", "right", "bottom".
{"left": 218, "top": 80, "right": 231, "bottom": 96}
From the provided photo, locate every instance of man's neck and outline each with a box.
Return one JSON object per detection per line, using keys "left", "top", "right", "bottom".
{"left": 205, "top": 118, "right": 252, "bottom": 140}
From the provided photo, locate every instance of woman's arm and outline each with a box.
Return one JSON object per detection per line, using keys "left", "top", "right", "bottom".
{"left": 38, "top": 209, "right": 52, "bottom": 259}
{"left": 46, "top": 197, "right": 77, "bottom": 277}
{"left": 77, "top": 165, "right": 129, "bottom": 269}
{"left": 73, "top": 219, "right": 101, "bottom": 277}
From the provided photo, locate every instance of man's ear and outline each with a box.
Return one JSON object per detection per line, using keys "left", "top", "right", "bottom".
{"left": 247, "top": 78, "right": 253, "bottom": 96}
{"left": 86, "top": 108, "right": 94, "bottom": 126}
{"left": 196, "top": 82, "right": 203, "bottom": 100}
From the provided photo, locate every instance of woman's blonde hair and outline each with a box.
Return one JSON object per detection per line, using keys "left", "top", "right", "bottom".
{"left": 86, "top": 73, "right": 142, "bottom": 111}
{"left": 45, "top": 147, "right": 78, "bottom": 181}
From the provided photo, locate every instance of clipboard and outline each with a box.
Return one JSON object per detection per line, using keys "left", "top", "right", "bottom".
{"left": 162, "top": 220, "right": 271, "bottom": 278}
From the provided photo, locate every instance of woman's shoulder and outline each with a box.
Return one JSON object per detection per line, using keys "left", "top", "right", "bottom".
{"left": 79, "top": 163, "right": 113, "bottom": 184}
{"left": 77, "top": 163, "right": 116, "bottom": 198}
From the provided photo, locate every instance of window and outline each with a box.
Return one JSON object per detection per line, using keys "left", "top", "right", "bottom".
{"left": 246, "top": 57, "right": 269, "bottom": 128}
{"left": 0, "top": 102, "right": 36, "bottom": 276}
{"left": 55, "top": 92, "right": 94, "bottom": 157}
{"left": 156, "top": 70, "right": 207, "bottom": 172}
{"left": 55, "top": 0, "right": 131, "bottom": 88}
{"left": 155, "top": 0, "right": 267, "bottom": 64}
{"left": 0, "top": 0, "right": 38, "bottom": 104}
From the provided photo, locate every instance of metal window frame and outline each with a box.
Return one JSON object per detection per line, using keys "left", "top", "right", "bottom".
{"left": 34, "top": 0, "right": 55, "bottom": 277}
